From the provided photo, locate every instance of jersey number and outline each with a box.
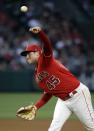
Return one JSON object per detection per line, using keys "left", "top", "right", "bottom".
{"left": 46, "top": 75, "right": 60, "bottom": 90}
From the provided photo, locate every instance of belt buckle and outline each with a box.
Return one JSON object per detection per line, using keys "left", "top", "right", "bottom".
{"left": 69, "top": 90, "right": 77, "bottom": 97}
{"left": 69, "top": 92, "right": 74, "bottom": 97}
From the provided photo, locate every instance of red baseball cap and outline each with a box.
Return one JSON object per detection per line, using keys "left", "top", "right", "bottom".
{"left": 20, "top": 45, "right": 41, "bottom": 56}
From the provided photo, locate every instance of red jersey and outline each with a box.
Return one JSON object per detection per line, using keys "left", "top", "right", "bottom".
{"left": 35, "top": 30, "right": 80, "bottom": 100}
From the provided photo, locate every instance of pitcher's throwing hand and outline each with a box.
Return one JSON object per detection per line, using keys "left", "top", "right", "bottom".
{"left": 29, "top": 27, "right": 41, "bottom": 34}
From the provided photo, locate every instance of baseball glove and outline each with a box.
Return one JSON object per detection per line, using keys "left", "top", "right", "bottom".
{"left": 16, "top": 105, "right": 37, "bottom": 120}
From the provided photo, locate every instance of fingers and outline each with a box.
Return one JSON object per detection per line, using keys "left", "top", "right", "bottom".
{"left": 29, "top": 26, "right": 41, "bottom": 34}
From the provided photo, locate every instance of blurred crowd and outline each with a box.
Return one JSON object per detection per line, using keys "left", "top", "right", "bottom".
{"left": 0, "top": 0, "right": 94, "bottom": 75}
{"left": 79, "top": 0, "right": 94, "bottom": 19}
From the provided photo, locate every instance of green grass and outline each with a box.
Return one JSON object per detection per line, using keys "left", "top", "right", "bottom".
{"left": 0, "top": 93, "right": 57, "bottom": 119}
{"left": 0, "top": 93, "right": 94, "bottom": 119}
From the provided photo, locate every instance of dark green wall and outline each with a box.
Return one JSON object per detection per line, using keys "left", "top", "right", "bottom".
{"left": 0, "top": 70, "right": 41, "bottom": 92}
{"left": 0, "top": 70, "right": 94, "bottom": 92}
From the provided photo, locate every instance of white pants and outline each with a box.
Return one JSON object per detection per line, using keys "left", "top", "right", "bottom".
{"left": 48, "top": 83, "right": 94, "bottom": 131}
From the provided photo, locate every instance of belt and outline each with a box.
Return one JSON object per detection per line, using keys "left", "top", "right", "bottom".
{"left": 63, "top": 90, "right": 78, "bottom": 101}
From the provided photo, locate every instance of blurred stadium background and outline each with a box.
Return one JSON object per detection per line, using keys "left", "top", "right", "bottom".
{"left": 0, "top": 0, "right": 94, "bottom": 119}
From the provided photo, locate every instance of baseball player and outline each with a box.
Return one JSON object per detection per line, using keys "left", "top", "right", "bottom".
{"left": 17, "top": 27, "right": 94, "bottom": 131}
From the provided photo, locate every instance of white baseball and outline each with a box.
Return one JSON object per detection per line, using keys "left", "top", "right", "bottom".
{"left": 20, "top": 6, "right": 28, "bottom": 12}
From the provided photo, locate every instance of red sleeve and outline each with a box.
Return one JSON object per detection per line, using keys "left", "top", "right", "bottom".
{"left": 39, "top": 30, "right": 53, "bottom": 56}
{"left": 35, "top": 93, "right": 52, "bottom": 109}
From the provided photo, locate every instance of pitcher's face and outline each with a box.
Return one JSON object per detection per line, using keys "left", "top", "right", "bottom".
{"left": 26, "top": 52, "right": 40, "bottom": 65}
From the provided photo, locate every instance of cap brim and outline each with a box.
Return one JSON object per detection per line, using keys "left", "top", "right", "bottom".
{"left": 20, "top": 51, "right": 31, "bottom": 56}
